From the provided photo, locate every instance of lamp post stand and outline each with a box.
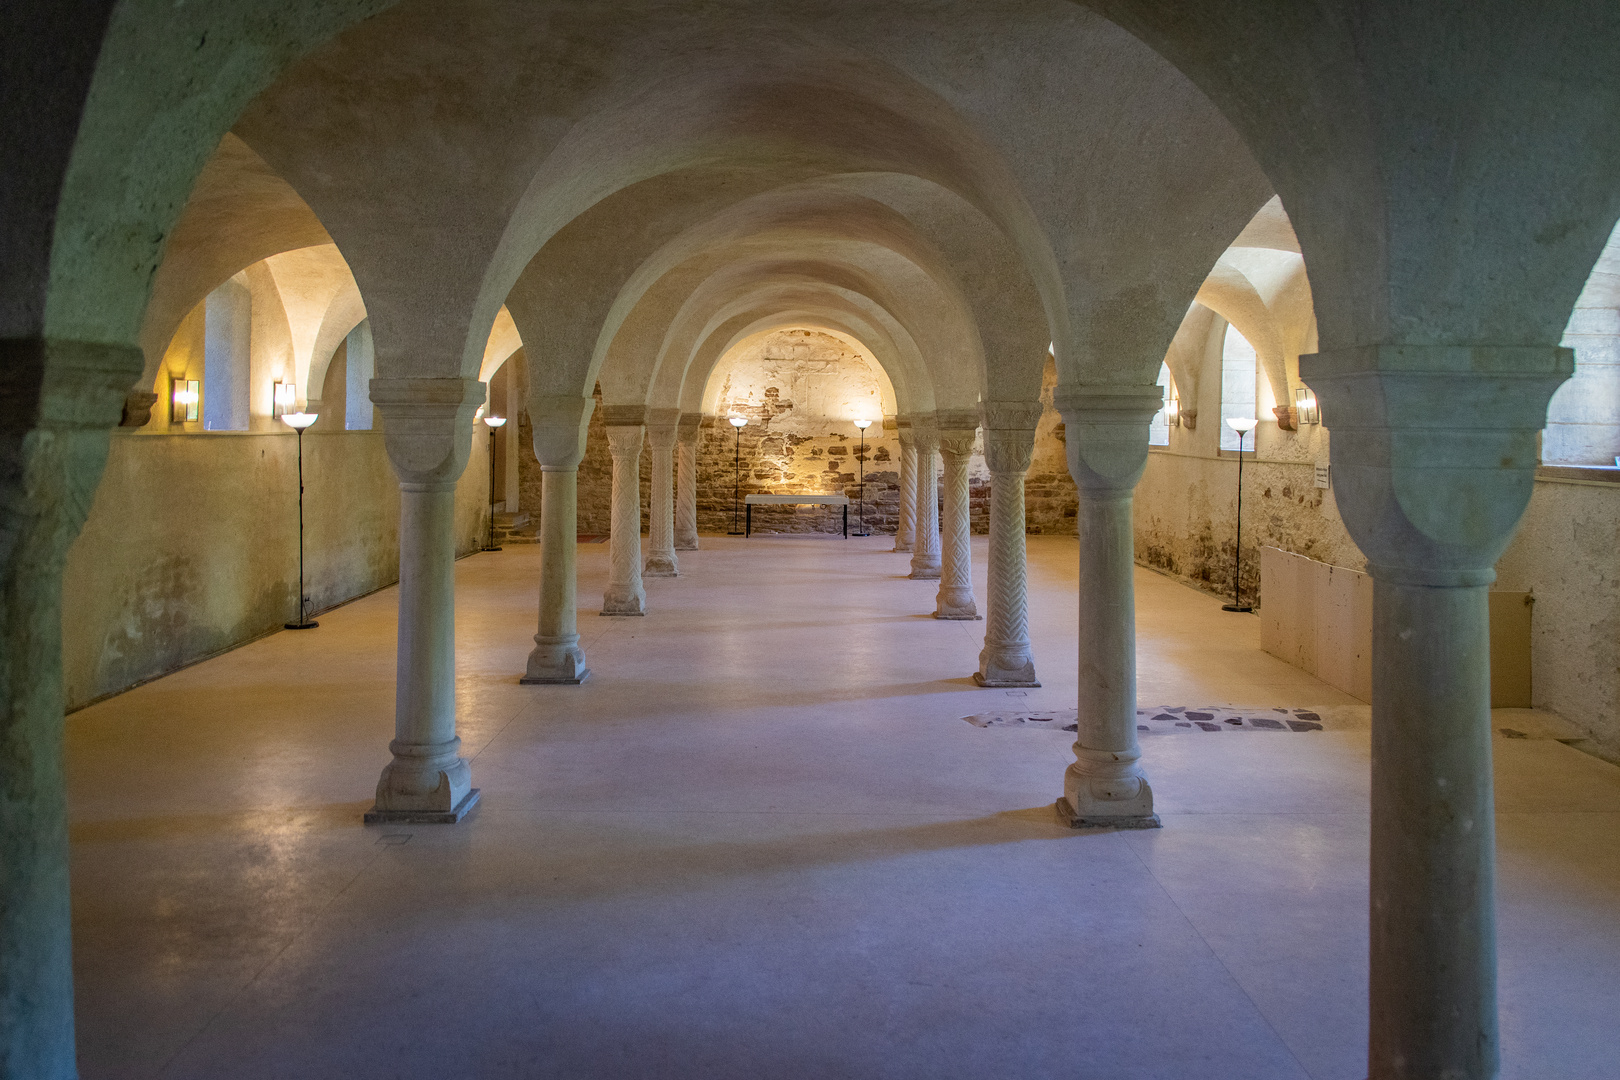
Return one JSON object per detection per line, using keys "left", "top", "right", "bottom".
{"left": 482, "top": 416, "right": 506, "bottom": 552}
{"left": 283, "top": 416, "right": 319, "bottom": 629}
{"left": 852, "top": 419, "right": 871, "bottom": 536}
{"left": 727, "top": 417, "right": 747, "bottom": 535}
{"left": 1222, "top": 422, "right": 1254, "bottom": 613}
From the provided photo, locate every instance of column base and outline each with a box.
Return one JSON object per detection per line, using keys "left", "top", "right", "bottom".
{"left": 675, "top": 539, "right": 699, "bottom": 551}
{"left": 1054, "top": 797, "right": 1160, "bottom": 830}
{"left": 1059, "top": 762, "right": 1160, "bottom": 829}
{"left": 601, "top": 587, "right": 646, "bottom": 615}
{"left": 976, "top": 645, "right": 1039, "bottom": 686}
{"left": 366, "top": 788, "right": 481, "bottom": 825}
{"left": 893, "top": 540, "right": 914, "bottom": 552}
{"left": 523, "top": 637, "right": 590, "bottom": 684}
{"left": 935, "top": 587, "right": 978, "bottom": 619}
{"left": 644, "top": 554, "right": 678, "bottom": 577}
{"left": 909, "top": 562, "right": 941, "bottom": 580}
{"left": 370, "top": 741, "right": 475, "bottom": 822}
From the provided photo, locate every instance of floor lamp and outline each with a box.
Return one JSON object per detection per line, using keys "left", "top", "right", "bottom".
{"left": 852, "top": 418, "right": 871, "bottom": 536}
{"left": 482, "top": 413, "right": 507, "bottom": 551}
{"left": 1222, "top": 416, "right": 1257, "bottom": 613}
{"left": 728, "top": 415, "right": 748, "bottom": 535}
{"left": 282, "top": 410, "right": 319, "bottom": 629}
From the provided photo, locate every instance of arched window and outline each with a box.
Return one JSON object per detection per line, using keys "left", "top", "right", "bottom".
{"left": 202, "top": 276, "right": 251, "bottom": 431}
{"left": 1148, "top": 361, "right": 1172, "bottom": 446}
{"left": 1220, "top": 323, "right": 1257, "bottom": 451}
{"left": 1545, "top": 221, "right": 1620, "bottom": 465}
{"left": 345, "top": 320, "right": 376, "bottom": 431}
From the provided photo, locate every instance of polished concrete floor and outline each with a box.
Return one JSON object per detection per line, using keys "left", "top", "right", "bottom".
{"left": 67, "top": 535, "right": 1620, "bottom": 1079}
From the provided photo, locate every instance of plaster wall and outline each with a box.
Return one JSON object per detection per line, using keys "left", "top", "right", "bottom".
{"left": 61, "top": 424, "right": 489, "bottom": 710}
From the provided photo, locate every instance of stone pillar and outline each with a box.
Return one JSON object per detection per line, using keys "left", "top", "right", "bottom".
{"left": 601, "top": 405, "right": 647, "bottom": 615}
{"left": 909, "top": 416, "right": 941, "bottom": 579}
{"left": 645, "top": 408, "right": 679, "bottom": 577}
{"left": 893, "top": 416, "right": 916, "bottom": 552}
{"left": 934, "top": 410, "right": 979, "bottom": 618}
{"left": 675, "top": 412, "right": 701, "bottom": 551}
{"left": 1302, "top": 344, "right": 1572, "bottom": 1080}
{"left": 976, "top": 401, "right": 1043, "bottom": 686}
{"left": 1053, "top": 386, "right": 1164, "bottom": 829}
{"left": 368, "top": 377, "right": 485, "bottom": 824}
{"left": 0, "top": 339, "right": 140, "bottom": 1080}
{"left": 522, "top": 395, "right": 594, "bottom": 684}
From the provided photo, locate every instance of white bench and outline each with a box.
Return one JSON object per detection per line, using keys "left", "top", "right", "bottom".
{"left": 743, "top": 494, "right": 851, "bottom": 537}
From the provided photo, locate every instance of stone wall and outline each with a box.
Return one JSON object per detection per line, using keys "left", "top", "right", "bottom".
{"left": 62, "top": 424, "right": 490, "bottom": 710}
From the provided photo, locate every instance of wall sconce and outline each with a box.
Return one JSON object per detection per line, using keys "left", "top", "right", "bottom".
{"left": 272, "top": 380, "right": 296, "bottom": 418}
{"left": 1165, "top": 395, "right": 1181, "bottom": 428}
{"left": 170, "top": 378, "right": 199, "bottom": 423}
{"left": 1294, "top": 386, "right": 1320, "bottom": 425}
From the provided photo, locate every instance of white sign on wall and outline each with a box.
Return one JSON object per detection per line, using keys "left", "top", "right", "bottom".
{"left": 1314, "top": 462, "right": 1331, "bottom": 489}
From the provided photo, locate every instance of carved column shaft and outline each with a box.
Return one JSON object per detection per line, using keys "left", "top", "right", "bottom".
{"left": 369, "top": 377, "right": 485, "bottom": 824}
{"left": 524, "top": 395, "right": 593, "bottom": 684}
{"left": 645, "top": 408, "right": 679, "bottom": 577}
{"left": 935, "top": 416, "right": 978, "bottom": 618}
{"left": 675, "top": 413, "right": 701, "bottom": 551}
{"left": 894, "top": 419, "right": 916, "bottom": 552}
{"left": 909, "top": 419, "right": 941, "bottom": 579}
{"left": 0, "top": 339, "right": 140, "bottom": 1080}
{"left": 601, "top": 407, "right": 647, "bottom": 615}
{"left": 977, "top": 402, "right": 1043, "bottom": 686}
{"left": 1054, "top": 386, "right": 1163, "bottom": 830}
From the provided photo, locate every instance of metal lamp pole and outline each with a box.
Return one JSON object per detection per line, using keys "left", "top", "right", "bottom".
{"left": 482, "top": 414, "right": 507, "bottom": 551}
{"left": 728, "top": 416, "right": 747, "bottom": 535}
{"left": 1222, "top": 417, "right": 1256, "bottom": 613}
{"left": 852, "top": 418, "right": 871, "bottom": 536}
{"left": 282, "top": 410, "right": 319, "bottom": 629}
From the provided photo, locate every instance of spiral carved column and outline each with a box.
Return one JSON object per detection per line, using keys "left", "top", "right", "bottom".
{"left": 934, "top": 412, "right": 979, "bottom": 618}
{"left": 674, "top": 412, "right": 701, "bottom": 551}
{"left": 976, "top": 401, "right": 1042, "bottom": 685}
{"left": 601, "top": 406, "right": 647, "bottom": 615}
{"left": 893, "top": 416, "right": 916, "bottom": 552}
{"left": 909, "top": 416, "right": 941, "bottom": 579}
{"left": 645, "top": 408, "right": 679, "bottom": 577}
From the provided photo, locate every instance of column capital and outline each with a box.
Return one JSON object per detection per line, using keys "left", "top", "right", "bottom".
{"left": 370, "top": 376, "right": 485, "bottom": 487}
{"left": 605, "top": 423, "right": 644, "bottom": 456}
{"left": 935, "top": 407, "right": 980, "bottom": 433}
{"left": 676, "top": 412, "right": 703, "bottom": 444}
{"left": 600, "top": 403, "right": 648, "bottom": 428}
{"left": 1301, "top": 344, "right": 1573, "bottom": 582}
{"left": 910, "top": 412, "right": 940, "bottom": 451}
{"left": 528, "top": 394, "right": 594, "bottom": 470}
{"left": 980, "top": 399, "right": 1044, "bottom": 433}
{"left": 646, "top": 407, "right": 680, "bottom": 450}
{"left": 1053, "top": 384, "right": 1163, "bottom": 494}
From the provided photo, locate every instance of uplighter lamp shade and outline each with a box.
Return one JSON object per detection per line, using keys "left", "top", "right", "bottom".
{"left": 1225, "top": 416, "right": 1257, "bottom": 434}
{"left": 282, "top": 411, "right": 318, "bottom": 430}
{"left": 729, "top": 416, "right": 748, "bottom": 428}
{"left": 853, "top": 418, "right": 872, "bottom": 430}
{"left": 484, "top": 415, "right": 507, "bottom": 429}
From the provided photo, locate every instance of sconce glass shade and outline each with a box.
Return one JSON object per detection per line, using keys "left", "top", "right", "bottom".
{"left": 484, "top": 415, "right": 507, "bottom": 429}
{"left": 729, "top": 416, "right": 748, "bottom": 428}
{"left": 853, "top": 418, "right": 872, "bottom": 430}
{"left": 282, "top": 411, "right": 318, "bottom": 430}
{"left": 1226, "top": 416, "right": 1257, "bottom": 434}
{"left": 1293, "top": 386, "right": 1320, "bottom": 425}
{"left": 1165, "top": 396, "right": 1180, "bottom": 427}
{"left": 170, "top": 378, "right": 200, "bottom": 422}
{"left": 272, "top": 381, "right": 297, "bottom": 417}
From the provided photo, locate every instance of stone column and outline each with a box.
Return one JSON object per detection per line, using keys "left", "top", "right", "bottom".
{"left": 644, "top": 408, "right": 680, "bottom": 577}
{"left": 1302, "top": 344, "right": 1571, "bottom": 1080}
{"left": 1053, "top": 386, "right": 1164, "bottom": 829}
{"left": 909, "top": 415, "right": 941, "bottom": 579}
{"left": 976, "top": 401, "right": 1043, "bottom": 686}
{"left": 601, "top": 405, "right": 647, "bottom": 615}
{"left": 934, "top": 410, "right": 979, "bottom": 618}
{"left": 368, "top": 377, "right": 485, "bottom": 824}
{"left": 522, "top": 395, "right": 594, "bottom": 684}
{"left": 675, "top": 412, "right": 702, "bottom": 551}
{"left": 893, "top": 415, "right": 916, "bottom": 552}
{"left": 0, "top": 339, "right": 140, "bottom": 1080}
